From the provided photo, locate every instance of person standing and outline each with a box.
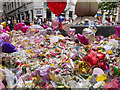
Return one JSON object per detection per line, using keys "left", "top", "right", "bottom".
{"left": 15, "top": 17, "right": 19, "bottom": 23}
{"left": 37, "top": 17, "right": 41, "bottom": 25}
{"left": 2, "top": 16, "right": 6, "bottom": 22}
{"left": 24, "top": 19, "right": 30, "bottom": 26}
{"left": 7, "top": 17, "right": 13, "bottom": 31}
{"left": 33, "top": 18, "right": 37, "bottom": 25}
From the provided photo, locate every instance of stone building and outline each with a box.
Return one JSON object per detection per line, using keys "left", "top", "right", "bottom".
{"left": 0, "top": 2, "right": 3, "bottom": 17}
{"left": 2, "top": 0, "right": 77, "bottom": 23}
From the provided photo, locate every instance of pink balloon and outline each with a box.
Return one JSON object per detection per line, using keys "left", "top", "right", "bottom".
{"left": 114, "top": 26, "right": 120, "bottom": 37}
{"left": 77, "top": 34, "right": 89, "bottom": 45}
{"left": 21, "top": 26, "right": 29, "bottom": 33}
{"left": 0, "top": 80, "right": 5, "bottom": 89}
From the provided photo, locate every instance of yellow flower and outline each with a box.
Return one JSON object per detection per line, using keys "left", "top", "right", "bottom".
{"left": 25, "top": 83, "right": 28, "bottom": 86}
{"left": 96, "top": 74, "right": 107, "bottom": 82}
{"left": 36, "top": 86, "right": 40, "bottom": 88}
{"left": 66, "top": 61, "right": 69, "bottom": 63}
{"left": 98, "top": 49, "right": 103, "bottom": 53}
{"left": 87, "top": 76, "right": 91, "bottom": 81}
{"left": 30, "top": 83, "right": 33, "bottom": 86}
{"left": 107, "top": 50, "right": 113, "bottom": 54}
{"left": 34, "top": 77, "right": 37, "bottom": 81}
{"left": 50, "top": 63, "right": 55, "bottom": 66}
{"left": 26, "top": 50, "right": 30, "bottom": 53}
{"left": 103, "top": 81, "right": 106, "bottom": 85}
{"left": 62, "top": 61, "right": 65, "bottom": 63}
{"left": 26, "top": 64, "right": 29, "bottom": 67}
{"left": 58, "top": 35, "right": 64, "bottom": 37}
{"left": 105, "top": 41, "right": 109, "bottom": 44}
{"left": 0, "top": 65, "right": 2, "bottom": 67}
{"left": 2, "top": 66, "right": 5, "bottom": 69}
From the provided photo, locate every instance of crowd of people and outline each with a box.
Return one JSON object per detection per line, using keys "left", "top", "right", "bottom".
{"left": 0, "top": 16, "right": 54, "bottom": 31}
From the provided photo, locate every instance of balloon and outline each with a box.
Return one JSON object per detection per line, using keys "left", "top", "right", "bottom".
{"left": 77, "top": 34, "right": 89, "bottom": 45}
{"left": 51, "top": 19, "right": 59, "bottom": 29}
{"left": 93, "top": 68, "right": 104, "bottom": 76}
{"left": 59, "top": 16, "right": 65, "bottom": 23}
{"left": 82, "top": 50, "right": 107, "bottom": 69}
{"left": 58, "top": 16, "right": 65, "bottom": 29}
{"left": 67, "top": 28, "right": 76, "bottom": 37}
{"left": 47, "top": 0, "right": 67, "bottom": 16}
{"left": 114, "top": 26, "right": 120, "bottom": 37}
{"left": 1, "top": 22, "right": 6, "bottom": 28}
{"left": 21, "top": 26, "right": 29, "bottom": 33}
{"left": 1, "top": 42, "right": 17, "bottom": 53}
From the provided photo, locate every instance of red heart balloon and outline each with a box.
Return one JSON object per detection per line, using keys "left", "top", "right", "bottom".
{"left": 83, "top": 50, "right": 107, "bottom": 69}
{"left": 47, "top": 0, "right": 67, "bottom": 16}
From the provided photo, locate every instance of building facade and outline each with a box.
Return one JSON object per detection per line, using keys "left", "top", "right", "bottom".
{"left": 0, "top": 2, "right": 3, "bottom": 17}
{"left": 2, "top": 0, "right": 77, "bottom": 23}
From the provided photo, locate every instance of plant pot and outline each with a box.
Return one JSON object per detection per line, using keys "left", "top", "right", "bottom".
{"left": 75, "top": 0, "right": 98, "bottom": 17}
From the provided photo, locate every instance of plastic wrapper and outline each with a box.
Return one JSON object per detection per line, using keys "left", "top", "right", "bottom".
{"left": 0, "top": 33, "right": 12, "bottom": 43}
{"left": 103, "top": 78, "right": 120, "bottom": 88}
{"left": 0, "top": 25, "right": 120, "bottom": 89}
{"left": 0, "top": 80, "right": 5, "bottom": 89}
{"left": 82, "top": 28, "right": 96, "bottom": 42}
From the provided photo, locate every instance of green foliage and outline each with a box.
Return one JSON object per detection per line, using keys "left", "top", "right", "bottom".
{"left": 98, "top": 1, "right": 118, "bottom": 15}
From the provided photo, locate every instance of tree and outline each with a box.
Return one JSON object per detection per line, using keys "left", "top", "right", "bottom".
{"left": 98, "top": 0, "right": 120, "bottom": 15}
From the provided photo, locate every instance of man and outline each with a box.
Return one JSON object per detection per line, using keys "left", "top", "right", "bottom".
{"left": 24, "top": 19, "right": 30, "bottom": 26}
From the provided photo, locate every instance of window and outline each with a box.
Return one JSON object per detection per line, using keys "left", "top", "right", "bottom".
{"left": 8, "top": 5, "right": 9, "bottom": 10}
{"left": 47, "top": 9, "right": 51, "bottom": 19}
{"left": 12, "top": 2, "right": 13, "bottom": 7}
{"left": 69, "top": 11, "right": 73, "bottom": 18}
{"left": 14, "top": 2, "right": 16, "bottom": 8}
{"left": 31, "top": 10, "right": 33, "bottom": 21}
{"left": 37, "top": 10, "right": 42, "bottom": 14}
